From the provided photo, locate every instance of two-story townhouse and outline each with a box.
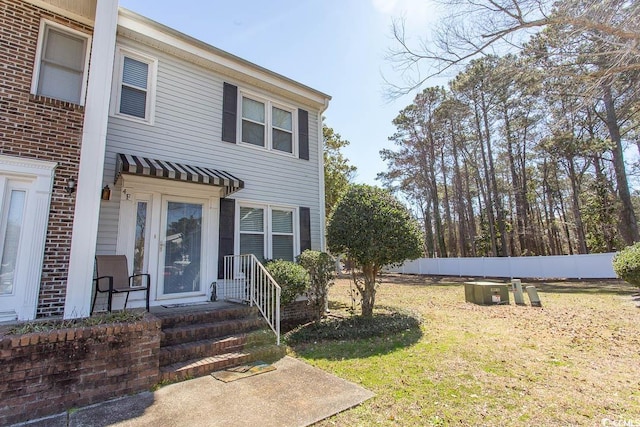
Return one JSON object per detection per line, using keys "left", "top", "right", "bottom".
{"left": 0, "top": 0, "right": 118, "bottom": 321}
{"left": 89, "top": 9, "right": 330, "bottom": 311}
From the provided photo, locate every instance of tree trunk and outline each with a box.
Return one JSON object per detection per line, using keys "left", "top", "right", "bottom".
{"left": 440, "top": 145, "right": 455, "bottom": 257}
{"left": 567, "top": 159, "right": 588, "bottom": 254}
{"left": 503, "top": 105, "right": 525, "bottom": 255}
{"left": 451, "top": 125, "right": 469, "bottom": 257}
{"left": 473, "top": 100, "right": 498, "bottom": 256}
{"left": 481, "top": 91, "right": 509, "bottom": 256}
{"left": 360, "top": 265, "right": 377, "bottom": 317}
{"left": 602, "top": 83, "right": 639, "bottom": 244}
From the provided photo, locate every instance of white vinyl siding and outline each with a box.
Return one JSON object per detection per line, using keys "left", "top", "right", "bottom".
{"left": 98, "top": 39, "right": 322, "bottom": 257}
{"left": 111, "top": 47, "right": 158, "bottom": 124}
{"left": 31, "top": 20, "right": 91, "bottom": 105}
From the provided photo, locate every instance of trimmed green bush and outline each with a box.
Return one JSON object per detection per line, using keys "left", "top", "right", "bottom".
{"left": 327, "top": 184, "right": 423, "bottom": 317}
{"left": 613, "top": 242, "right": 640, "bottom": 287}
{"left": 297, "top": 250, "right": 335, "bottom": 321}
{"left": 265, "top": 259, "right": 310, "bottom": 306}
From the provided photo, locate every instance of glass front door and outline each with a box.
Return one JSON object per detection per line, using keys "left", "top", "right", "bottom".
{"left": 159, "top": 200, "right": 204, "bottom": 296}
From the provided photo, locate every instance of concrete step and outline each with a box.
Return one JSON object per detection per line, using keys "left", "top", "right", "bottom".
{"left": 158, "top": 344, "right": 286, "bottom": 383}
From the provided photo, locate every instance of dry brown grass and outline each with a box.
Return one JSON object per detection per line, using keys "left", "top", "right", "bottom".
{"left": 291, "top": 274, "right": 640, "bottom": 426}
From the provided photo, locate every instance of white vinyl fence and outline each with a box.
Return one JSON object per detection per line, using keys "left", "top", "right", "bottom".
{"left": 387, "top": 253, "right": 617, "bottom": 279}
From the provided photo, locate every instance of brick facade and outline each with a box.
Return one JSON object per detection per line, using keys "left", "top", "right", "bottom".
{"left": 0, "top": 0, "right": 93, "bottom": 316}
{"left": 0, "top": 315, "right": 161, "bottom": 425}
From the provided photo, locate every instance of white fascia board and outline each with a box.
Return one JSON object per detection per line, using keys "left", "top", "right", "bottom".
{"left": 117, "top": 9, "right": 331, "bottom": 109}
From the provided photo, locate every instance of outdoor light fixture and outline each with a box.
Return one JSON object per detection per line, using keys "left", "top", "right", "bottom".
{"left": 101, "top": 185, "right": 111, "bottom": 201}
{"left": 65, "top": 177, "right": 76, "bottom": 194}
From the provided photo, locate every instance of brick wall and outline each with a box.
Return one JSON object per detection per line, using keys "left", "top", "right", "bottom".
{"left": 281, "top": 300, "right": 316, "bottom": 331}
{"left": 0, "top": 315, "right": 161, "bottom": 426}
{"left": 0, "top": 0, "right": 93, "bottom": 316}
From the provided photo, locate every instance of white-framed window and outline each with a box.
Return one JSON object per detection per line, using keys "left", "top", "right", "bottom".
{"left": 111, "top": 47, "right": 158, "bottom": 124}
{"left": 238, "top": 203, "right": 297, "bottom": 261}
{"left": 239, "top": 92, "right": 297, "bottom": 155}
{"left": 31, "top": 20, "right": 91, "bottom": 105}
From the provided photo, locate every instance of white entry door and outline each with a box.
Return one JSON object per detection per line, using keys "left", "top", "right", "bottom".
{"left": 157, "top": 197, "right": 206, "bottom": 299}
{"left": 115, "top": 177, "right": 220, "bottom": 307}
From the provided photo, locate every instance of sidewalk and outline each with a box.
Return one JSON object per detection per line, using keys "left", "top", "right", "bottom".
{"left": 18, "top": 357, "right": 374, "bottom": 427}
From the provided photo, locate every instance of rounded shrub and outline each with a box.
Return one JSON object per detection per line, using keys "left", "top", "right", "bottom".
{"left": 613, "top": 242, "right": 640, "bottom": 287}
{"left": 264, "top": 260, "right": 310, "bottom": 306}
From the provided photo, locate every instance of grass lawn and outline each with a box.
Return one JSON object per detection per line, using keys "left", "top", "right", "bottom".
{"left": 288, "top": 274, "right": 640, "bottom": 426}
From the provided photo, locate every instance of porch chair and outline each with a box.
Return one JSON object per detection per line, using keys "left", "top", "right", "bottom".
{"left": 92, "top": 255, "right": 150, "bottom": 313}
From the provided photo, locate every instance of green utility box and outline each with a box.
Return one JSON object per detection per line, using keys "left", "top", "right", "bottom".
{"left": 464, "top": 282, "right": 510, "bottom": 305}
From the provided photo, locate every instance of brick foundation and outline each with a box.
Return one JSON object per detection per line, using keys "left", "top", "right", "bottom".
{"left": 281, "top": 300, "right": 316, "bottom": 331}
{"left": 0, "top": 315, "right": 161, "bottom": 425}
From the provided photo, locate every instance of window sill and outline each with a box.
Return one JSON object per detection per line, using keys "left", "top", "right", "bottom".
{"left": 110, "top": 112, "right": 154, "bottom": 126}
{"left": 29, "top": 94, "right": 84, "bottom": 112}
{"left": 237, "top": 141, "right": 297, "bottom": 159}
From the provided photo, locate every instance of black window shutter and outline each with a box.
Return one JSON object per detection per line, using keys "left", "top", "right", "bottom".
{"left": 218, "top": 198, "right": 235, "bottom": 279}
{"left": 222, "top": 83, "right": 237, "bottom": 143}
{"left": 298, "top": 108, "right": 309, "bottom": 160}
{"left": 299, "top": 207, "right": 311, "bottom": 252}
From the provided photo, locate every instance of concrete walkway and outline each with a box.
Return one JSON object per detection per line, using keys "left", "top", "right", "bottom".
{"left": 18, "top": 357, "right": 374, "bottom": 427}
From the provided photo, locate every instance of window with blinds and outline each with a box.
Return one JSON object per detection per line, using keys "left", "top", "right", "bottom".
{"left": 33, "top": 21, "right": 90, "bottom": 105}
{"left": 241, "top": 97, "right": 266, "bottom": 147}
{"left": 120, "top": 57, "right": 149, "bottom": 118}
{"left": 239, "top": 206, "right": 265, "bottom": 260}
{"left": 238, "top": 91, "right": 297, "bottom": 155}
{"left": 272, "top": 209, "right": 293, "bottom": 261}
{"left": 112, "top": 47, "right": 157, "bottom": 123}
{"left": 238, "top": 204, "right": 296, "bottom": 261}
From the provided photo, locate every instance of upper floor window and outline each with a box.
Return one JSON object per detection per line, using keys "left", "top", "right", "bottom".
{"left": 239, "top": 93, "right": 296, "bottom": 155}
{"left": 223, "top": 83, "right": 310, "bottom": 160}
{"left": 31, "top": 20, "right": 91, "bottom": 105}
{"left": 111, "top": 47, "right": 157, "bottom": 124}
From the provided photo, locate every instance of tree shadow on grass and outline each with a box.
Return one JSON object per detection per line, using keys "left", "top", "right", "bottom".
{"left": 534, "top": 280, "right": 637, "bottom": 296}
{"left": 285, "top": 307, "right": 423, "bottom": 360}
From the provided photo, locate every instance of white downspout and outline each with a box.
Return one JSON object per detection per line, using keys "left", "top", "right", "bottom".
{"left": 317, "top": 98, "right": 330, "bottom": 251}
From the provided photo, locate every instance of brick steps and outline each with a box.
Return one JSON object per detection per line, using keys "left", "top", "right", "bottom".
{"left": 159, "top": 344, "right": 286, "bottom": 383}
{"left": 161, "top": 317, "right": 266, "bottom": 346}
{"left": 158, "top": 305, "right": 284, "bottom": 383}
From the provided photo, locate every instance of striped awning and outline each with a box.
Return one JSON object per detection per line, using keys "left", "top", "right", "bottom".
{"left": 115, "top": 153, "right": 244, "bottom": 196}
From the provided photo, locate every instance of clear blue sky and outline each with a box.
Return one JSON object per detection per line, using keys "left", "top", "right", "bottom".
{"left": 118, "top": 0, "right": 443, "bottom": 185}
